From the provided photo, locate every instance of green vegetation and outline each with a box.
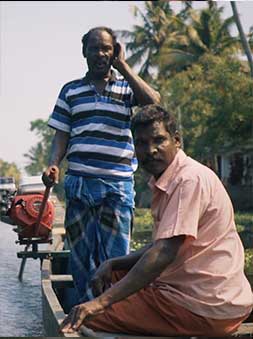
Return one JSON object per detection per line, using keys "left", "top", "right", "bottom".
{"left": 131, "top": 208, "right": 253, "bottom": 276}
{"left": 161, "top": 54, "right": 253, "bottom": 161}
{"left": 134, "top": 208, "right": 153, "bottom": 231}
{"left": 235, "top": 212, "right": 253, "bottom": 232}
{"left": 24, "top": 119, "right": 54, "bottom": 175}
{"left": 245, "top": 249, "right": 253, "bottom": 275}
{"left": 131, "top": 208, "right": 153, "bottom": 250}
{"left": 0, "top": 159, "right": 21, "bottom": 183}
{"left": 133, "top": 208, "right": 253, "bottom": 234}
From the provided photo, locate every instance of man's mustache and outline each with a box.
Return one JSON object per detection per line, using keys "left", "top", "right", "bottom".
{"left": 142, "top": 156, "right": 162, "bottom": 165}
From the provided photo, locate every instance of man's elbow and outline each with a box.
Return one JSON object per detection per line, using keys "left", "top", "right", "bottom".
{"left": 138, "top": 91, "right": 161, "bottom": 106}
{"left": 149, "top": 91, "right": 161, "bottom": 105}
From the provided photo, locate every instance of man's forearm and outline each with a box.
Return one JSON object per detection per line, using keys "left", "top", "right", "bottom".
{"left": 49, "top": 130, "right": 69, "bottom": 167}
{"left": 117, "top": 61, "right": 160, "bottom": 105}
{"left": 98, "top": 237, "right": 184, "bottom": 308}
{"left": 109, "top": 243, "right": 153, "bottom": 271}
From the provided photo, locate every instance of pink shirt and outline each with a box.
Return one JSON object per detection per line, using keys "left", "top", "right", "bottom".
{"left": 149, "top": 149, "right": 253, "bottom": 319}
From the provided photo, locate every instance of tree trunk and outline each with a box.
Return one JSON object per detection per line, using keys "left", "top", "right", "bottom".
{"left": 230, "top": 1, "right": 253, "bottom": 78}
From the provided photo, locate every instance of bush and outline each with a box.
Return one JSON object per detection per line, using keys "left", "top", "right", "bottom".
{"left": 245, "top": 249, "right": 253, "bottom": 275}
{"left": 235, "top": 212, "right": 253, "bottom": 232}
{"left": 131, "top": 208, "right": 153, "bottom": 251}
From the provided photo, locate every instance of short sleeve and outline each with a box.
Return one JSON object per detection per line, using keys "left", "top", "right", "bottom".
{"left": 48, "top": 86, "right": 71, "bottom": 133}
{"left": 155, "top": 179, "right": 203, "bottom": 241}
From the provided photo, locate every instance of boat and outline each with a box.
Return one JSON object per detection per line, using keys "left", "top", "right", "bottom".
{"left": 38, "top": 206, "right": 253, "bottom": 338}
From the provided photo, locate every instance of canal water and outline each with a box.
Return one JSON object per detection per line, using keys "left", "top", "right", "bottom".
{"left": 0, "top": 221, "right": 44, "bottom": 336}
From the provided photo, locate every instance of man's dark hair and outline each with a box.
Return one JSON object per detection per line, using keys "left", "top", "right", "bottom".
{"left": 81, "top": 26, "right": 117, "bottom": 57}
{"left": 132, "top": 104, "right": 178, "bottom": 137}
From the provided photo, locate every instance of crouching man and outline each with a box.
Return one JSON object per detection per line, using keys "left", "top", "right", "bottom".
{"left": 60, "top": 104, "right": 253, "bottom": 337}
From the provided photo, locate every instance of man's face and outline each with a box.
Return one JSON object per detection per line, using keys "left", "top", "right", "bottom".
{"left": 85, "top": 30, "right": 114, "bottom": 78}
{"left": 134, "top": 121, "right": 180, "bottom": 179}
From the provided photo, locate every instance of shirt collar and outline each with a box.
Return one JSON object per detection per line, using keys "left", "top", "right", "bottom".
{"left": 82, "top": 69, "right": 117, "bottom": 85}
{"left": 148, "top": 149, "right": 187, "bottom": 192}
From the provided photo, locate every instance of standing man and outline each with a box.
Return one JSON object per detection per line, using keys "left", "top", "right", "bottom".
{"left": 60, "top": 105, "right": 253, "bottom": 337}
{"left": 42, "top": 27, "right": 160, "bottom": 302}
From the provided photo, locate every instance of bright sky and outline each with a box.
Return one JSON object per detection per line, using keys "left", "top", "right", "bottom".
{"left": 1, "top": 1, "right": 252, "bottom": 172}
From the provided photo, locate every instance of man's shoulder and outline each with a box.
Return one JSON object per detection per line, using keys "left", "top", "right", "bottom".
{"left": 60, "top": 78, "right": 85, "bottom": 92}
{"left": 178, "top": 156, "right": 219, "bottom": 185}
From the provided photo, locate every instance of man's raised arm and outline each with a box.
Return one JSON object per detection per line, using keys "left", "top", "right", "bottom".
{"left": 112, "top": 42, "right": 160, "bottom": 105}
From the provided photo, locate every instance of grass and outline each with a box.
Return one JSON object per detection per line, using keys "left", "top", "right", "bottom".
{"left": 131, "top": 208, "right": 153, "bottom": 250}
{"left": 131, "top": 208, "right": 253, "bottom": 275}
{"left": 235, "top": 212, "right": 253, "bottom": 232}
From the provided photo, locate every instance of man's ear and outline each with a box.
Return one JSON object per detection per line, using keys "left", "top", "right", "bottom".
{"left": 174, "top": 131, "right": 181, "bottom": 148}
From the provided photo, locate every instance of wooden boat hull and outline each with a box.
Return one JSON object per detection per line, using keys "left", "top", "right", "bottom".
{"left": 41, "top": 229, "right": 83, "bottom": 337}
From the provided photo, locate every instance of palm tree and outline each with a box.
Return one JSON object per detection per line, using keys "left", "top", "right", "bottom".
{"left": 118, "top": 1, "right": 239, "bottom": 80}
{"left": 117, "top": 1, "right": 181, "bottom": 80}
{"left": 159, "top": 3, "right": 240, "bottom": 76}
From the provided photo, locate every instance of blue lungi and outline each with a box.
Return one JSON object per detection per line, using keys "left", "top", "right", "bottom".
{"left": 64, "top": 175, "right": 135, "bottom": 302}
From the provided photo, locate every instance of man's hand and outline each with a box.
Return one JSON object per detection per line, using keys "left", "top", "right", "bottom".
{"left": 111, "top": 42, "right": 160, "bottom": 105}
{"left": 42, "top": 165, "right": 59, "bottom": 188}
{"left": 59, "top": 299, "right": 104, "bottom": 333}
{"left": 90, "top": 260, "right": 113, "bottom": 297}
{"left": 112, "top": 42, "right": 126, "bottom": 71}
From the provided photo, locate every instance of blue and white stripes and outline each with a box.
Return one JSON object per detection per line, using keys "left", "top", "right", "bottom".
{"left": 48, "top": 72, "right": 138, "bottom": 179}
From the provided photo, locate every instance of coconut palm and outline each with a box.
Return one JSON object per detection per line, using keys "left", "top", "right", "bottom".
{"left": 158, "top": 2, "right": 240, "bottom": 76}
{"left": 117, "top": 1, "right": 182, "bottom": 80}
{"left": 118, "top": 1, "right": 239, "bottom": 80}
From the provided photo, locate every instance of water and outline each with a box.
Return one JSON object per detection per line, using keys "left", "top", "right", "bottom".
{"left": 0, "top": 221, "right": 44, "bottom": 336}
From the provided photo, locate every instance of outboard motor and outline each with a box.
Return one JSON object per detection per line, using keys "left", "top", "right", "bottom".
{"left": 8, "top": 175, "right": 55, "bottom": 242}
{"left": 1, "top": 170, "right": 58, "bottom": 282}
{"left": 9, "top": 193, "right": 54, "bottom": 240}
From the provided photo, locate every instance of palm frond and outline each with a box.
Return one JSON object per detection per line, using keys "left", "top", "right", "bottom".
{"left": 187, "top": 26, "right": 209, "bottom": 52}
{"left": 115, "top": 29, "right": 132, "bottom": 39}
{"left": 216, "top": 16, "right": 236, "bottom": 42}
{"left": 159, "top": 48, "right": 197, "bottom": 68}
{"left": 126, "top": 49, "right": 147, "bottom": 68}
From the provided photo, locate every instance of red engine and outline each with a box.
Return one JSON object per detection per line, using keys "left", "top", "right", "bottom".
{"left": 9, "top": 193, "right": 55, "bottom": 240}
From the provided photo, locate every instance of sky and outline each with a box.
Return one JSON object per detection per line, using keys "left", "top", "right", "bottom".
{"left": 1, "top": 1, "right": 253, "bottom": 173}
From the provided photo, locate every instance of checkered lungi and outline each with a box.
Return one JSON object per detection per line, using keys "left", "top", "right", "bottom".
{"left": 64, "top": 174, "right": 135, "bottom": 302}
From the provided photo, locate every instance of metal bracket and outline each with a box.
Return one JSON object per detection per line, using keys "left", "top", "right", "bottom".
{"left": 17, "top": 249, "right": 70, "bottom": 260}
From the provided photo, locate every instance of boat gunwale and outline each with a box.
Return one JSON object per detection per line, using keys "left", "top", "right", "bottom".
{"left": 41, "top": 232, "right": 80, "bottom": 338}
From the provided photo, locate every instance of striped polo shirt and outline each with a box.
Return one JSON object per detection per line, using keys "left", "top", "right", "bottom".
{"left": 48, "top": 71, "right": 138, "bottom": 179}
